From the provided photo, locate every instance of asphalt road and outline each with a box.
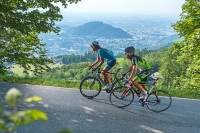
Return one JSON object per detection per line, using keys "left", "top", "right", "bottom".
{"left": 0, "top": 82, "right": 200, "bottom": 133}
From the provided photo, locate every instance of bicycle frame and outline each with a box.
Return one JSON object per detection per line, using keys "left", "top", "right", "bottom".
{"left": 123, "top": 76, "right": 161, "bottom": 97}
{"left": 110, "top": 72, "right": 172, "bottom": 112}
{"left": 93, "top": 69, "right": 105, "bottom": 85}
{"left": 93, "top": 67, "right": 123, "bottom": 87}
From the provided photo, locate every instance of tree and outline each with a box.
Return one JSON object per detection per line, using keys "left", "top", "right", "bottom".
{"left": 172, "top": 0, "right": 200, "bottom": 89}
{"left": 0, "top": 0, "right": 81, "bottom": 75}
{"left": 159, "top": 47, "right": 187, "bottom": 88}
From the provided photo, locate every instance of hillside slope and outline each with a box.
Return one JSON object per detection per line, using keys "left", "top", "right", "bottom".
{"left": 67, "top": 21, "right": 133, "bottom": 39}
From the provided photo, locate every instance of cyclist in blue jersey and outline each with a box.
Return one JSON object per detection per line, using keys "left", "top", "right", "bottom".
{"left": 89, "top": 41, "right": 116, "bottom": 90}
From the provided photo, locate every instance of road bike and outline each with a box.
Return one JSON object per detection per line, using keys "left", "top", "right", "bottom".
{"left": 109, "top": 72, "right": 172, "bottom": 112}
{"left": 79, "top": 67, "right": 124, "bottom": 98}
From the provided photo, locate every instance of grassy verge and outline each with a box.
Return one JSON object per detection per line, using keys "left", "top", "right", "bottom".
{"left": 0, "top": 75, "right": 199, "bottom": 99}
{"left": 161, "top": 87, "right": 200, "bottom": 99}
{"left": 0, "top": 75, "right": 81, "bottom": 89}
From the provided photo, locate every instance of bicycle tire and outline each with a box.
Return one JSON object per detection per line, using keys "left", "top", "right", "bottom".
{"left": 146, "top": 90, "right": 172, "bottom": 112}
{"left": 109, "top": 86, "right": 134, "bottom": 108}
{"left": 80, "top": 76, "right": 101, "bottom": 98}
{"left": 111, "top": 78, "right": 132, "bottom": 99}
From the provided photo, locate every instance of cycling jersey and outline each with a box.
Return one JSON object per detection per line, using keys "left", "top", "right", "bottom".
{"left": 130, "top": 55, "right": 151, "bottom": 83}
{"left": 130, "top": 55, "right": 151, "bottom": 71}
{"left": 97, "top": 49, "right": 116, "bottom": 63}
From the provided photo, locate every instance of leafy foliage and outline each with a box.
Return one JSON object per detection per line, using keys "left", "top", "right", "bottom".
{"left": 0, "top": 0, "right": 81, "bottom": 75}
{"left": 0, "top": 88, "right": 47, "bottom": 132}
{"left": 56, "top": 51, "right": 97, "bottom": 64}
{"left": 171, "top": 0, "right": 200, "bottom": 89}
{"left": 42, "top": 50, "right": 159, "bottom": 81}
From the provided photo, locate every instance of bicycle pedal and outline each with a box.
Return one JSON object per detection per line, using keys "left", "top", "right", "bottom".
{"left": 139, "top": 98, "right": 144, "bottom": 103}
{"left": 106, "top": 89, "right": 111, "bottom": 93}
{"left": 142, "top": 100, "right": 148, "bottom": 107}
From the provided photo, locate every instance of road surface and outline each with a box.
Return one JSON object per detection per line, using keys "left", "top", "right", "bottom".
{"left": 0, "top": 82, "right": 199, "bottom": 133}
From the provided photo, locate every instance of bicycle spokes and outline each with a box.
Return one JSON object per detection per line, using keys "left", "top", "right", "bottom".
{"left": 80, "top": 77, "right": 101, "bottom": 98}
{"left": 109, "top": 86, "right": 134, "bottom": 108}
{"left": 146, "top": 90, "right": 172, "bottom": 112}
{"left": 89, "top": 79, "right": 96, "bottom": 89}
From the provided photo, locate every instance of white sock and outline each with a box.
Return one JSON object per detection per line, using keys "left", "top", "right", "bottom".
{"left": 143, "top": 91, "right": 148, "bottom": 95}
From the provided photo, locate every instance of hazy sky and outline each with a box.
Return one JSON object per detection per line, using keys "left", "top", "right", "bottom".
{"left": 60, "top": 0, "right": 186, "bottom": 14}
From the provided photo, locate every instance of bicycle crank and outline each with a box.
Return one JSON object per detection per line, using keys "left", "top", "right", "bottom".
{"left": 106, "top": 89, "right": 111, "bottom": 93}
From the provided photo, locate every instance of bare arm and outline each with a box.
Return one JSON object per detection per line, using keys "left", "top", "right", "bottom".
{"left": 125, "top": 63, "right": 133, "bottom": 75}
{"left": 89, "top": 56, "right": 99, "bottom": 69}
{"left": 128, "top": 64, "right": 137, "bottom": 82}
{"left": 93, "top": 57, "right": 104, "bottom": 69}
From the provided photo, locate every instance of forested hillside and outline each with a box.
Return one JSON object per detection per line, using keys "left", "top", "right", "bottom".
{"left": 44, "top": 48, "right": 170, "bottom": 87}
{"left": 53, "top": 51, "right": 96, "bottom": 64}
{"left": 52, "top": 48, "right": 156, "bottom": 64}
{"left": 2, "top": 0, "right": 199, "bottom": 96}
{"left": 67, "top": 21, "right": 133, "bottom": 38}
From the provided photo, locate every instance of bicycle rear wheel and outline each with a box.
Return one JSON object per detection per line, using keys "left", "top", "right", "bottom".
{"left": 146, "top": 90, "right": 172, "bottom": 112}
{"left": 80, "top": 76, "right": 101, "bottom": 98}
{"left": 109, "top": 86, "right": 134, "bottom": 108}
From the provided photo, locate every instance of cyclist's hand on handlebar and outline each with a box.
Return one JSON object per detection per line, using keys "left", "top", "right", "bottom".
{"left": 88, "top": 65, "right": 93, "bottom": 70}
{"left": 91, "top": 67, "right": 98, "bottom": 72}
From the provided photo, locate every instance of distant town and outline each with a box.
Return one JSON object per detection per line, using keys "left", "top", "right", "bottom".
{"left": 39, "top": 13, "right": 182, "bottom": 57}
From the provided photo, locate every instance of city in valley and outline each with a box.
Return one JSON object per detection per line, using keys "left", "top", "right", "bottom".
{"left": 39, "top": 13, "right": 182, "bottom": 57}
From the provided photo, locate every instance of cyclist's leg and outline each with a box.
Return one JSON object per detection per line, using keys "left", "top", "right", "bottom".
{"left": 132, "top": 72, "right": 149, "bottom": 102}
{"left": 102, "top": 67, "right": 110, "bottom": 84}
{"left": 102, "top": 60, "right": 116, "bottom": 84}
{"left": 133, "top": 70, "right": 150, "bottom": 91}
{"left": 102, "top": 68, "right": 112, "bottom": 90}
{"left": 132, "top": 77, "right": 146, "bottom": 92}
{"left": 132, "top": 79, "right": 147, "bottom": 106}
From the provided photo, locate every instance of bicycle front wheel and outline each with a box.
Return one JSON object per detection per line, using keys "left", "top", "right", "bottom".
{"left": 146, "top": 90, "right": 172, "bottom": 112}
{"left": 109, "top": 86, "right": 134, "bottom": 108}
{"left": 80, "top": 76, "right": 101, "bottom": 98}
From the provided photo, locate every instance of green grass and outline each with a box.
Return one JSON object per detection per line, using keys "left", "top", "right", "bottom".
{"left": 0, "top": 75, "right": 199, "bottom": 99}
{"left": 3, "top": 62, "right": 200, "bottom": 99}
{"left": 10, "top": 65, "right": 28, "bottom": 76}
{"left": 0, "top": 75, "right": 80, "bottom": 89}
{"left": 10, "top": 63, "right": 63, "bottom": 76}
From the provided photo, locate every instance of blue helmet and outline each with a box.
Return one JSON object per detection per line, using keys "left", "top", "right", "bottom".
{"left": 91, "top": 41, "right": 99, "bottom": 48}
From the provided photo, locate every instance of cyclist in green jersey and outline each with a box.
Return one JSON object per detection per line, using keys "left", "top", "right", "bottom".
{"left": 124, "top": 46, "right": 151, "bottom": 101}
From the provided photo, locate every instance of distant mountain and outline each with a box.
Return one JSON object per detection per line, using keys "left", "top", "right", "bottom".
{"left": 67, "top": 21, "right": 133, "bottom": 39}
